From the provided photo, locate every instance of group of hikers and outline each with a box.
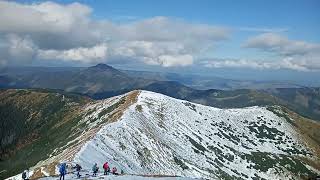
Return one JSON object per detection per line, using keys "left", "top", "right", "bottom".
{"left": 58, "top": 161, "right": 120, "bottom": 180}
{"left": 91, "top": 162, "right": 119, "bottom": 176}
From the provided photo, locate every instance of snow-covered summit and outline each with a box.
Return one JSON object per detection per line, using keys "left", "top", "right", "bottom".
{"left": 8, "top": 90, "right": 320, "bottom": 180}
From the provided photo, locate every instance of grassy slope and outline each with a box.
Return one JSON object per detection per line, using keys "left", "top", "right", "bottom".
{"left": 267, "top": 106, "right": 320, "bottom": 178}
{"left": 0, "top": 89, "right": 90, "bottom": 179}
{"left": 263, "top": 88, "right": 320, "bottom": 121}
{"left": 186, "top": 88, "right": 320, "bottom": 121}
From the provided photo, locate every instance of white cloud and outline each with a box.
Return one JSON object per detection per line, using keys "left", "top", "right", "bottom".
{"left": 0, "top": 1, "right": 229, "bottom": 67}
{"left": 109, "top": 41, "right": 193, "bottom": 66}
{"left": 1, "top": 1, "right": 317, "bottom": 71}
{"left": 202, "top": 59, "right": 271, "bottom": 69}
{"left": 0, "top": 34, "right": 37, "bottom": 66}
{"left": 244, "top": 33, "right": 320, "bottom": 56}
{"left": 239, "top": 27, "right": 288, "bottom": 33}
{"left": 158, "top": 54, "right": 193, "bottom": 67}
{"left": 0, "top": 1, "right": 101, "bottom": 50}
{"left": 38, "top": 43, "right": 108, "bottom": 63}
{"left": 202, "top": 55, "right": 320, "bottom": 72}
{"left": 235, "top": 33, "right": 320, "bottom": 71}
{"left": 117, "top": 16, "right": 229, "bottom": 42}
{"left": 0, "top": 1, "right": 91, "bottom": 33}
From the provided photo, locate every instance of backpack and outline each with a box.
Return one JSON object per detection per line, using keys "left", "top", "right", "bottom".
{"left": 22, "top": 172, "right": 26, "bottom": 179}
{"left": 59, "top": 164, "right": 66, "bottom": 173}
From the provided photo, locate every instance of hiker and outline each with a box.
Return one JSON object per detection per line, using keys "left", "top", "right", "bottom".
{"left": 75, "top": 163, "right": 82, "bottom": 178}
{"left": 111, "top": 167, "right": 118, "bottom": 175}
{"left": 22, "top": 168, "right": 30, "bottom": 180}
{"left": 92, "top": 163, "right": 99, "bottom": 176}
{"left": 103, "top": 161, "right": 110, "bottom": 175}
{"left": 59, "top": 163, "right": 67, "bottom": 180}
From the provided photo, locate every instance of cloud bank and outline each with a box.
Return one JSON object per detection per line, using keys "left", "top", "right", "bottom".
{"left": 202, "top": 33, "right": 320, "bottom": 72}
{"left": 244, "top": 33, "right": 320, "bottom": 56}
{"left": 201, "top": 57, "right": 315, "bottom": 71}
{"left": 0, "top": 1, "right": 319, "bottom": 71}
{"left": 0, "top": 1, "right": 229, "bottom": 67}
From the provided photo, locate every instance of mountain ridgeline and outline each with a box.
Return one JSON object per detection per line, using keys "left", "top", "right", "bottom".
{"left": 1, "top": 90, "right": 320, "bottom": 179}
{"left": 1, "top": 64, "right": 319, "bottom": 121}
{"left": 0, "top": 89, "right": 90, "bottom": 179}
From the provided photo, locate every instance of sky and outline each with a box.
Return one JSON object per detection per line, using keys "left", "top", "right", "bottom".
{"left": 0, "top": 0, "right": 319, "bottom": 82}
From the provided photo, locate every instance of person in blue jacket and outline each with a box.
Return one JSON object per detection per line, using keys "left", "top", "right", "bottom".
{"left": 59, "top": 163, "right": 67, "bottom": 180}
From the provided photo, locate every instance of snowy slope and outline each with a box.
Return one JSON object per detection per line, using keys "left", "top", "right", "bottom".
{"left": 39, "top": 174, "right": 197, "bottom": 180}
{"left": 7, "top": 90, "right": 320, "bottom": 180}
{"left": 72, "top": 91, "right": 318, "bottom": 179}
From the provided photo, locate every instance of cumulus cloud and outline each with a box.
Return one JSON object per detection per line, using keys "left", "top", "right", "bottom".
{"left": 2, "top": 1, "right": 317, "bottom": 71}
{"left": 0, "top": 1, "right": 101, "bottom": 50}
{"left": 0, "top": 34, "right": 37, "bottom": 66}
{"left": 0, "top": 1, "right": 229, "bottom": 67}
{"left": 244, "top": 33, "right": 320, "bottom": 56}
{"left": 218, "top": 33, "right": 320, "bottom": 71}
{"left": 109, "top": 41, "right": 194, "bottom": 66}
{"left": 157, "top": 55, "right": 193, "bottom": 67}
{"left": 38, "top": 43, "right": 108, "bottom": 63}
{"left": 202, "top": 55, "right": 320, "bottom": 72}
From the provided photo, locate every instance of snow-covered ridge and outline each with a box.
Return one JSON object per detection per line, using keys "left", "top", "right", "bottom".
{"left": 8, "top": 90, "right": 320, "bottom": 180}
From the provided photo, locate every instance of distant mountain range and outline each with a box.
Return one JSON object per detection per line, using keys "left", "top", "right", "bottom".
{"left": 123, "top": 69, "right": 304, "bottom": 90}
{"left": 0, "top": 64, "right": 152, "bottom": 96}
{"left": 0, "top": 64, "right": 319, "bottom": 121}
{"left": 1, "top": 89, "right": 320, "bottom": 179}
{"left": 0, "top": 64, "right": 304, "bottom": 92}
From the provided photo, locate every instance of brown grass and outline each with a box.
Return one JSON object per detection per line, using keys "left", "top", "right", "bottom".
{"left": 30, "top": 168, "right": 44, "bottom": 179}
{"left": 15, "top": 133, "right": 40, "bottom": 151}
{"left": 45, "top": 162, "right": 58, "bottom": 175}
{"left": 108, "top": 90, "right": 140, "bottom": 123}
{"left": 284, "top": 108, "right": 320, "bottom": 171}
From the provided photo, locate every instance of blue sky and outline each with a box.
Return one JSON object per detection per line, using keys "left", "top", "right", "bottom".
{"left": 89, "top": 0, "right": 320, "bottom": 58}
{"left": 1, "top": 0, "right": 320, "bottom": 83}
{"left": 34, "top": 0, "right": 320, "bottom": 39}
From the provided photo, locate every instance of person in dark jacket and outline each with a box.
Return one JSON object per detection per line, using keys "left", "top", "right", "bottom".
{"left": 92, "top": 163, "right": 99, "bottom": 176}
{"left": 75, "top": 164, "right": 82, "bottom": 178}
{"left": 111, "top": 167, "right": 118, "bottom": 175}
{"left": 21, "top": 168, "right": 30, "bottom": 180}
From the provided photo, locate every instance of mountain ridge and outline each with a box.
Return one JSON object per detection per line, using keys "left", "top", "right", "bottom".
{"left": 3, "top": 90, "right": 320, "bottom": 180}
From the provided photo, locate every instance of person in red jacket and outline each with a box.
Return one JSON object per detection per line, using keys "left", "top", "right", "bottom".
{"left": 111, "top": 167, "right": 118, "bottom": 175}
{"left": 103, "top": 162, "right": 110, "bottom": 175}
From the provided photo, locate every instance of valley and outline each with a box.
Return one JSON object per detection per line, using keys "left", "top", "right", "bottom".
{"left": 1, "top": 64, "right": 319, "bottom": 121}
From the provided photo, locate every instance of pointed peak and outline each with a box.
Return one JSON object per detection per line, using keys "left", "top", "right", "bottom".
{"left": 91, "top": 63, "right": 114, "bottom": 70}
{"left": 87, "top": 63, "right": 122, "bottom": 73}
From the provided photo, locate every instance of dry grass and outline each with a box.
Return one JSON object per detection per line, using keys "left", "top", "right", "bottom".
{"left": 30, "top": 168, "right": 44, "bottom": 179}
{"left": 15, "top": 133, "right": 39, "bottom": 151}
{"left": 45, "top": 162, "right": 58, "bottom": 175}
{"left": 284, "top": 108, "right": 320, "bottom": 171}
{"left": 52, "top": 107, "right": 82, "bottom": 129}
{"left": 108, "top": 90, "right": 140, "bottom": 123}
